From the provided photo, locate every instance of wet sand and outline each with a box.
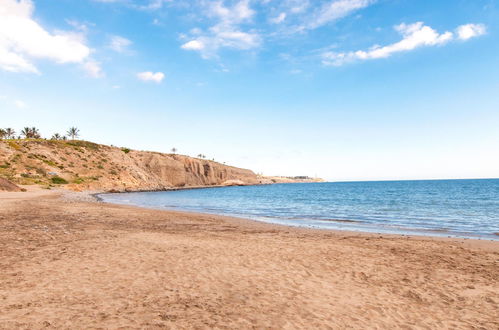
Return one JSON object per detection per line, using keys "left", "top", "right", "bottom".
{"left": 0, "top": 189, "right": 498, "bottom": 329}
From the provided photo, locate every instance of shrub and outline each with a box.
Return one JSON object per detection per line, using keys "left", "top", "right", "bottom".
{"left": 66, "top": 140, "right": 99, "bottom": 150}
{"left": 8, "top": 141, "right": 21, "bottom": 150}
{"left": 121, "top": 148, "right": 131, "bottom": 154}
{"left": 42, "top": 159, "right": 57, "bottom": 167}
{"left": 51, "top": 177, "right": 68, "bottom": 184}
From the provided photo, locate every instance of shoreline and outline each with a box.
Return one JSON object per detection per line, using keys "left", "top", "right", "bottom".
{"left": 1, "top": 188, "right": 498, "bottom": 328}
{"left": 96, "top": 186, "right": 499, "bottom": 243}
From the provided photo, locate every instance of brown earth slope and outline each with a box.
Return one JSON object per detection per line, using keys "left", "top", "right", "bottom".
{"left": 0, "top": 140, "right": 260, "bottom": 191}
{"left": 0, "top": 178, "right": 22, "bottom": 192}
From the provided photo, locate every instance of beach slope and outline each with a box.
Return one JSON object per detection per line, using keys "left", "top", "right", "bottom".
{"left": 0, "top": 189, "right": 497, "bottom": 329}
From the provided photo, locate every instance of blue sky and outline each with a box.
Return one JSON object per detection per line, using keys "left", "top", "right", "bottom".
{"left": 1, "top": 0, "right": 498, "bottom": 181}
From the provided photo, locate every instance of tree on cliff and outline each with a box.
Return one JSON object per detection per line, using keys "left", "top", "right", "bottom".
{"left": 5, "top": 128, "right": 15, "bottom": 139}
{"left": 0, "top": 129, "right": 6, "bottom": 139}
{"left": 171, "top": 147, "right": 177, "bottom": 154}
{"left": 67, "top": 127, "right": 80, "bottom": 140}
{"left": 21, "top": 127, "right": 40, "bottom": 139}
{"left": 51, "top": 133, "right": 63, "bottom": 140}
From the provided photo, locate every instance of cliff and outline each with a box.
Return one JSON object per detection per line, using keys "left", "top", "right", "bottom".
{"left": 0, "top": 140, "right": 261, "bottom": 191}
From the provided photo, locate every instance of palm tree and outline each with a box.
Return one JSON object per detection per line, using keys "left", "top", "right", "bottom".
{"left": 5, "top": 128, "right": 15, "bottom": 139}
{"left": 31, "top": 127, "right": 40, "bottom": 138}
{"left": 171, "top": 147, "right": 177, "bottom": 154}
{"left": 51, "top": 133, "right": 62, "bottom": 140}
{"left": 0, "top": 129, "right": 6, "bottom": 139}
{"left": 21, "top": 127, "right": 40, "bottom": 139}
{"left": 67, "top": 127, "right": 80, "bottom": 140}
{"left": 21, "top": 127, "right": 30, "bottom": 138}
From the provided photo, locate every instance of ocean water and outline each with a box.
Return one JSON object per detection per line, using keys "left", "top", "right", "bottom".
{"left": 100, "top": 179, "right": 499, "bottom": 240}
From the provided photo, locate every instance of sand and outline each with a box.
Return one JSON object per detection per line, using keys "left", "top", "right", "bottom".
{"left": 0, "top": 188, "right": 498, "bottom": 329}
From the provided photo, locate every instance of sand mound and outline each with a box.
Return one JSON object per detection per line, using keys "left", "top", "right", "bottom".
{"left": 0, "top": 178, "right": 22, "bottom": 192}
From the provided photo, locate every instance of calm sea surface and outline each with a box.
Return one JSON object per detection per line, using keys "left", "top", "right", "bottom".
{"left": 100, "top": 179, "right": 499, "bottom": 240}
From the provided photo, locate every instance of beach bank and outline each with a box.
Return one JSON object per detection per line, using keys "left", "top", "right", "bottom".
{"left": 1, "top": 188, "right": 498, "bottom": 328}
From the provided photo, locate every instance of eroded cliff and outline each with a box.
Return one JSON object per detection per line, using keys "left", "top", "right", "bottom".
{"left": 0, "top": 140, "right": 260, "bottom": 191}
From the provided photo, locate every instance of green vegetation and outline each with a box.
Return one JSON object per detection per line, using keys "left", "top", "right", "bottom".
{"left": 66, "top": 140, "right": 99, "bottom": 150}
{"left": 51, "top": 176, "right": 68, "bottom": 184}
{"left": 21, "top": 127, "right": 41, "bottom": 139}
{"left": 67, "top": 127, "right": 80, "bottom": 140}
{"left": 42, "top": 159, "right": 58, "bottom": 167}
{"left": 121, "top": 148, "right": 131, "bottom": 154}
{"left": 8, "top": 141, "right": 21, "bottom": 150}
{"left": 51, "top": 133, "right": 65, "bottom": 140}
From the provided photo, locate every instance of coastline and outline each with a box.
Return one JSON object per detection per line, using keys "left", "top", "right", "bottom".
{"left": 1, "top": 187, "right": 498, "bottom": 328}
{"left": 96, "top": 185, "right": 499, "bottom": 242}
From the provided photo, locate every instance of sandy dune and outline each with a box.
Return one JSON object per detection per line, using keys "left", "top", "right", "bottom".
{"left": 0, "top": 189, "right": 498, "bottom": 329}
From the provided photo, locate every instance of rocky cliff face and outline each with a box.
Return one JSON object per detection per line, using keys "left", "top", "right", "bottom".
{"left": 0, "top": 140, "right": 260, "bottom": 191}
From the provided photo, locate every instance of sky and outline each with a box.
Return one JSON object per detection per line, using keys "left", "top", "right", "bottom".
{"left": 1, "top": 0, "right": 498, "bottom": 181}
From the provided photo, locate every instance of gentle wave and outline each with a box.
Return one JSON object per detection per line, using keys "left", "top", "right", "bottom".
{"left": 100, "top": 179, "right": 499, "bottom": 241}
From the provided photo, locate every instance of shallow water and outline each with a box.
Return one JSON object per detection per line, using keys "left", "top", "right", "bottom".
{"left": 100, "top": 179, "right": 499, "bottom": 240}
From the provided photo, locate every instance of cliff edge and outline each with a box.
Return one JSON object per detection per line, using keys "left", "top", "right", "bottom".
{"left": 0, "top": 140, "right": 260, "bottom": 191}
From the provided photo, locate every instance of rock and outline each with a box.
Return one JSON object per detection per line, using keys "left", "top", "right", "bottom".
{"left": 0, "top": 178, "right": 23, "bottom": 192}
{"left": 222, "top": 179, "right": 246, "bottom": 186}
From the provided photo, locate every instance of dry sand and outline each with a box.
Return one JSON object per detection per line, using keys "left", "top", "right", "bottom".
{"left": 0, "top": 188, "right": 498, "bottom": 329}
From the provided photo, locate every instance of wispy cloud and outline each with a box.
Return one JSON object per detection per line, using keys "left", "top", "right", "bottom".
{"left": 137, "top": 71, "right": 165, "bottom": 83}
{"left": 109, "top": 35, "right": 132, "bottom": 53}
{"left": 180, "top": 0, "right": 261, "bottom": 58}
{"left": 83, "top": 60, "right": 104, "bottom": 78}
{"left": 14, "top": 100, "right": 27, "bottom": 109}
{"left": 303, "top": 0, "right": 376, "bottom": 31}
{"left": 322, "top": 22, "right": 486, "bottom": 66}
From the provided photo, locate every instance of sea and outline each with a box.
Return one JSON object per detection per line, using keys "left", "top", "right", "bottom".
{"left": 99, "top": 179, "right": 499, "bottom": 241}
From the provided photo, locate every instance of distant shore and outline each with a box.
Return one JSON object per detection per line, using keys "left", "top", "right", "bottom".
{"left": 0, "top": 186, "right": 497, "bottom": 328}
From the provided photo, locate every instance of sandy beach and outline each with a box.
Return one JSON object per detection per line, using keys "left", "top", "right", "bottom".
{"left": 0, "top": 188, "right": 498, "bottom": 329}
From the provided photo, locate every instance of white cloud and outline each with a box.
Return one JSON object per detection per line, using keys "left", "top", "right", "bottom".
{"left": 137, "top": 0, "right": 171, "bottom": 10}
{"left": 137, "top": 71, "right": 165, "bottom": 83}
{"left": 208, "top": 0, "right": 254, "bottom": 25}
{"left": 456, "top": 23, "right": 486, "bottom": 40}
{"left": 304, "top": 0, "right": 375, "bottom": 30}
{"left": 109, "top": 35, "right": 132, "bottom": 53}
{"left": 270, "top": 12, "right": 287, "bottom": 24}
{"left": 65, "top": 19, "right": 89, "bottom": 33}
{"left": 83, "top": 60, "right": 104, "bottom": 78}
{"left": 181, "top": 40, "right": 205, "bottom": 50}
{"left": 0, "top": 0, "right": 91, "bottom": 73}
{"left": 180, "top": 0, "right": 261, "bottom": 58}
{"left": 322, "top": 22, "right": 485, "bottom": 66}
{"left": 14, "top": 100, "right": 27, "bottom": 109}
